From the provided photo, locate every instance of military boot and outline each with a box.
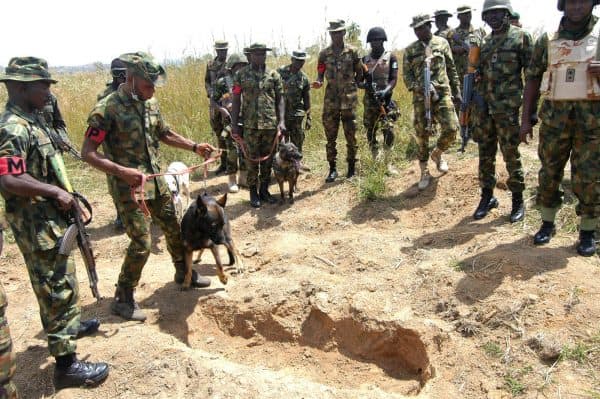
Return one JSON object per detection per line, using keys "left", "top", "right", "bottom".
{"left": 509, "top": 192, "right": 525, "bottom": 223}
{"left": 174, "top": 262, "right": 211, "bottom": 288}
{"left": 346, "top": 160, "right": 356, "bottom": 178}
{"left": 111, "top": 286, "right": 147, "bottom": 322}
{"left": 325, "top": 161, "right": 338, "bottom": 183}
{"left": 418, "top": 162, "right": 431, "bottom": 190}
{"left": 259, "top": 181, "right": 277, "bottom": 204}
{"left": 76, "top": 318, "right": 100, "bottom": 339}
{"left": 430, "top": 147, "right": 448, "bottom": 173}
{"left": 576, "top": 230, "right": 596, "bottom": 257}
{"left": 54, "top": 354, "right": 109, "bottom": 389}
{"left": 228, "top": 174, "right": 239, "bottom": 193}
{"left": 249, "top": 185, "right": 261, "bottom": 208}
{"left": 473, "top": 188, "right": 499, "bottom": 220}
{"left": 533, "top": 221, "right": 556, "bottom": 245}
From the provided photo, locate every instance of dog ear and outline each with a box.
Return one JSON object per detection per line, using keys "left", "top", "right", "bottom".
{"left": 196, "top": 194, "right": 207, "bottom": 215}
{"left": 216, "top": 192, "right": 228, "bottom": 208}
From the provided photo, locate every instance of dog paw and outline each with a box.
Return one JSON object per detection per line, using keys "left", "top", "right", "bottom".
{"left": 289, "top": 197, "right": 295, "bottom": 204}
{"left": 218, "top": 273, "right": 228, "bottom": 285}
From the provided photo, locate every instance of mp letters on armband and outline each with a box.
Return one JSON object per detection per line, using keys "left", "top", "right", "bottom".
{"left": 0, "top": 156, "right": 26, "bottom": 175}
{"left": 85, "top": 126, "right": 107, "bottom": 143}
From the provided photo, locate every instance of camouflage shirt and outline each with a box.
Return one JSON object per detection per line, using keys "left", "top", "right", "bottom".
{"left": 0, "top": 102, "right": 69, "bottom": 252}
{"left": 97, "top": 83, "right": 118, "bottom": 101}
{"left": 403, "top": 35, "right": 461, "bottom": 101}
{"left": 233, "top": 65, "right": 283, "bottom": 130}
{"left": 448, "top": 25, "right": 487, "bottom": 78}
{"left": 318, "top": 44, "right": 363, "bottom": 109}
{"left": 205, "top": 58, "right": 227, "bottom": 99}
{"left": 277, "top": 64, "right": 310, "bottom": 117}
{"left": 213, "top": 74, "right": 234, "bottom": 123}
{"left": 477, "top": 25, "right": 533, "bottom": 115}
{"left": 86, "top": 85, "right": 171, "bottom": 198}
{"left": 435, "top": 27, "right": 451, "bottom": 40}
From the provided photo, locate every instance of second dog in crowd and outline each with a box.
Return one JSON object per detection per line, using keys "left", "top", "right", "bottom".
{"left": 272, "top": 141, "right": 303, "bottom": 204}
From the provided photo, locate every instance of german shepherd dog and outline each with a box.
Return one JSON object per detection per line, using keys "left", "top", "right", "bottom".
{"left": 180, "top": 192, "right": 243, "bottom": 289}
{"left": 272, "top": 141, "right": 303, "bottom": 204}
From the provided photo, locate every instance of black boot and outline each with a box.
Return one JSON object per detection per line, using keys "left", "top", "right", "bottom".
{"left": 325, "top": 161, "right": 338, "bottom": 183}
{"left": 533, "top": 221, "right": 556, "bottom": 245}
{"left": 249, "top": 185, "right": 261, "bottom": 208}
{"left": 54, "top": 354, "right": 109, "bottom": 389}
{"left": 473, "top": 188, "right": 499, "bottom": 220}
{"left": 510, "top": 192, "right": 525, "bottom": 223}
{"left": 259, "top": 181, "right": 277, "bottom": 204}
{"left": 76, "top": 318, "right": 100, "bottom": 339}
{"left": 173, "top": 262, "right": 211, "bottom": 288}
{"left": 346, "top": 160, "right": 356, "bottom": 178}
{"left": 576, "top": 230, "right": 596, "bottom": 257}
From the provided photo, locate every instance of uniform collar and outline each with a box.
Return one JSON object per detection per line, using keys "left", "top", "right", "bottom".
{"left": 558, "top": 14, "right": 598, "bottom": 40}
{"left": 5, "top": 101, "right": 38, "bottom": 124}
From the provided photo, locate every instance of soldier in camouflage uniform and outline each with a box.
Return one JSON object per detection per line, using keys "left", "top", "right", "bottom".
{"left": 81, "top": 52, "right": 216, "bottom": 321}
{"left": 510, "top": 10, "right": 522, "bottom": 27}
{"left": 230, "top": 43, "right": 286, "bottom": 208}
{"left": 0, "top": 57, "right": 109, "bottom": 389}
{"left": 277, "top": 51, "right": 311, "bottom": 154}
{"left": 205, "top": 41, "right": 229, "bottom": 175}
{"left": 313, "top": 20, "right": 364, "bottom": 182}
{"left": 362, "top": 27, "right": 399, "bottom": 158}
{"left": 403, "top": 14, "right": 462, "bottom": 191}
{"left": 213, "top": 53, "right": 249, "bottom": 193}
{"left": 0, "top": 228, "right": 17, "bottom": 399}
{"left": 434, "top": 10, "right": 453, "bottom": 39}
{"left": 520, "top": 0, "right": 600, "bottom": 256}
{"left": 448, "top": 6, "right": 487, "bottom": 90}
{"left": 471, "top": 0, "right": 532, "bottom": 223}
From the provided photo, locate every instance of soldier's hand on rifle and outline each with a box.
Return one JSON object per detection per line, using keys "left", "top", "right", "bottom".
{"left": 375, "top": 88, "right": 389, "bottom": 101}
{"left": 519, "top": 121, "right": 534, "bottom": 145}
{"left": 53, "top": 188, "right": 75, "bottom": 211}
{"left": 121, "top": 167, "right": 145, "bottom": 188}
{"left": 311, "top": 80, "right": 323, "bottom": 89}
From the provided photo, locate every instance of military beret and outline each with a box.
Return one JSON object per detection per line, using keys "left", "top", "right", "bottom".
{"left": 291, "top": 50, "right": 308, "bottom": 60}
{"left": 119, "top": 51, "right": 166, "bottom": 85}
{"left": 410, "top": 14, "right": 434, "bottom": 28}
{"left": 327, "top": 19, "right": 346, "bottom": 32}
{"left": 0, "top": 56, "right": 57, "bottom": 83}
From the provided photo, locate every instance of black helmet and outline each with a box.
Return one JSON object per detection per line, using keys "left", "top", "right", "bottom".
{"left": 558, "top": 0, "right": 599, "bottom": 10}
{"left": 366, "top": 27, "right": 387, "bottom": 42}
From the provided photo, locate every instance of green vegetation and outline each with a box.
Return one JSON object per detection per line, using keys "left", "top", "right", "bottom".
{"left": 483, "top": 341, "right": 503, "bottom": 358}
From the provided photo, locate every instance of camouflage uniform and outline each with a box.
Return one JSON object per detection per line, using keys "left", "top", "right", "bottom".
{"left": 213, "top": 75, "right": 245, "bottom": 174}
{"left": 277, "top": 64, "right": 310, "bottom": 152}
{"left": 0, "top": 279, "right": 17, "bottom": 399}
{"left": 97, "top": 84, "right": 116, "bottom": 101}
{"left": 0, "top": 102, "right": 81, "bottom": 358}
{"left": 233, "top": 64, "right": 283, "bottom": 187}
{"left": 86, "top": 86, "right": 184, "bottom": 288}
{"left": 318, "top": 44, "right": 363, "bottom": 163}
{"left": 362, "top": 51, "right": 399, "bottom": 150}
{"left": 526, "top": 15, "right": 600, "bottom": 222}
{"left": 475, "top": 25, "right": 532, "bottom": 194}
{"left": 403, "top": 35, "right": 461, "bottom": 161}
{"left": 448, "top": 25, "right": 487, "bottom": 83}
{"left": 206, "top": 58, "right": 228, "bottom": 150}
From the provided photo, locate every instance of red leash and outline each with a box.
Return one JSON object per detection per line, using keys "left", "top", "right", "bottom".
{"left": 130, "top": 150, "right": 222, "bottom": 217}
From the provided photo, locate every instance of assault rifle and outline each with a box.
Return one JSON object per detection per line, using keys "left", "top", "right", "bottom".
{"left": 458, "top": 45, "right": 481, "bottom": 152}
{"left": 362, "top": 63, "right": 387, "bottom": 118}
{"left": 424, "top": 46, "right": 435, "bottom": 134}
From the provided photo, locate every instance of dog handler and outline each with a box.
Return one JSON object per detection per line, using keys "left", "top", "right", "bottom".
{"left": 81, "top": 52, "right": 216, "bottom": 322}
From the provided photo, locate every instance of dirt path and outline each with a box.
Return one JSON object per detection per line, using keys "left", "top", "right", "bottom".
{"left": 1, "top": 146, "right": 598, "bottom": 398}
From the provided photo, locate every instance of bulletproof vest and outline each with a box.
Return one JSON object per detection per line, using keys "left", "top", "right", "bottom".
{"left": 364, "top": 52, "right": 391, "bottom": 89}
{"left": 541, "top": 19, "right": 600, "bottom": 100}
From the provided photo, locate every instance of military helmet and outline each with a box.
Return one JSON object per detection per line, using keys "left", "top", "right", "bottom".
{"left": 226, "top": 53, "right": 248, "bottom": 69}
{"left": 119, "top": 51, "right": 166, "bottom": 86}
{"left": 557, "top": 0, "right": 600, "bottom": 10}
{"left": 482, "top": 0, "right": 513, "bottom": 14}
{"left": 366, "top": 27, "right": 387, "bottom": 42}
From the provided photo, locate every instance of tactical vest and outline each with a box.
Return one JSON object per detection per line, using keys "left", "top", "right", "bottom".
{"left": 541, "top": 19, "right": 600, "bottom": 100}
{"left": 364, "top": 52, "right": 391, "bottom": 89}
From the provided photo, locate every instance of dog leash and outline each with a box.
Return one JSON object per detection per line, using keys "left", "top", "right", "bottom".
{"left": 130, "top": 149, "right": 222, "bottom": 217}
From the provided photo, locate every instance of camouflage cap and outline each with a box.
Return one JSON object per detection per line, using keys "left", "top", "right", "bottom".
{"left": 291, "top": 50, "right": 308, "bottom": 60}
{"left": 410, "top": 14, "right": 434, "bottom": 28}
{"left": 246, "top": 43, "right": 272, "bottom": 53}
{"left": 434, "top": 9, "right": 453, "bottom": 17}
{"left": 456, "top": 5, "right": 475, "bottom": 14}
{"left": 327, "top": 19, "right": 346, "bottom": 32}
{"left": 0, "top": 56, "right": 57, "bottom": 83}
{"left": 214, "top": 40, "right": 228, "bottom": 50}
{"left": 119, "top": 51, "right": 166, "bottom": 86}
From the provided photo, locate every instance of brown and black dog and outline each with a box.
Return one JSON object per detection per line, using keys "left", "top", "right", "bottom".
{"left": 272, "top": 141, "right": 303, "bottom": 204}
{"left": 180, "top": 192, "right": 243, "bottom": 289}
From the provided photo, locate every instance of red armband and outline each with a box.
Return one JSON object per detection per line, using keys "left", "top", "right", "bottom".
{"left": 0, "top": 156, "right": 26, "bottom": 175}
{"left": 317, "top": 62, "right": 326, "bottom": 74}
{"left": 232, "top": 84, "right": 242, "bottom": 95}
{"left": 85, "top": 126, "right": 107, "bottom": 144}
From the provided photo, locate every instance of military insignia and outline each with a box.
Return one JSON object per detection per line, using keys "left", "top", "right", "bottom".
{"left": 491, "top": 53, "right": 498, "bottom": 63}
{"left": 566, "top": 67, "right": 576, "bottom": 82}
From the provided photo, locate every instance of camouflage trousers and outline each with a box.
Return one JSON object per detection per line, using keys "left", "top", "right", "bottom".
{"left": 0, "top": 283, "right": 17, "bottom": 399}
{"left": 244, "top": 129, "right": 277, "bottom": 188}
{"left": 412, "top": 94, "right": 458, "bottom": 161}
{"left": 363, "top": 102, "right": 394, "bottom": 150}
{"left": 322, "top": 107, "right": 357, "bottom": 163}
{"left": 537, "top": 109, "right": 600, "bottom": 218}
{"left": 21, "top": 248, "right": 80, "bottom": 357}
{"left": 209, "top": 106, "right": 226, "bottom": 150}
{"left": 475, "top": 111, "right": 525, "bottom": 193}
{"left": 114, "top": 180, "right": 184, "bottom": 288}
{"left": 222, "top": 126, "right": 246, "bottom": 174}
{"left": 285, "top": 116, "right": 305, "bottom": 153}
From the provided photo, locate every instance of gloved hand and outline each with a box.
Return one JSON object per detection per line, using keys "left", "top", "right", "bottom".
{"left": 375, "top": 88, "right": 389, "bottom": 101}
